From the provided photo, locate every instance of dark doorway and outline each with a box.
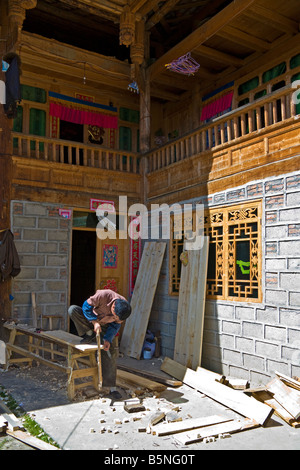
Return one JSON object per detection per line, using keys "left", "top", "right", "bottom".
{"left": 59, "top": 120, "right": 84, "bottom": 165}
{"left": 70, "top": 230, "right": 96, "bottom": 333}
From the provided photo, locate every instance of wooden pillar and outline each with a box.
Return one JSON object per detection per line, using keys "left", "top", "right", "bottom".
{"left": 139, "top": 65, "right": 151, "bottom": 155}
{"left": 8, "top": 0, "right": 37, "bottom": 48}
{"left": 0, "top": 2, "right": 13, "bottom": 319}
{"left": 129, "top": 22, "right": 150, "bottom": 205}
{"left": 0, "top": 0, "right": 36, "bottom": 320}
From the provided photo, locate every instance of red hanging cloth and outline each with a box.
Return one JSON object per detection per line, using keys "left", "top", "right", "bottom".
{"left": 49, "top": 102, "right": 118, "bottom": 129}
{"left": 200, "top": 91, "right": 234, "bottom": 121}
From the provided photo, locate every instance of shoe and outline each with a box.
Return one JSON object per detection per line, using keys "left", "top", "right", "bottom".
{"left": 80, "top": 332, "right": 96, "bottom": 344}
{"left": 109, "top": 390, "right": 123, "bottom": 401}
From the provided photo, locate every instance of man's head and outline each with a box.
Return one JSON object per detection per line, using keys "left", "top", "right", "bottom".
{"left": 112, "top": 299, "right": 132, "bottom": 321}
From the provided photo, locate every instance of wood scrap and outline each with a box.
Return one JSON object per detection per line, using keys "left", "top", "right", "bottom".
{"left": 243, "top": 385, "right": 268, "bottom": 394}
{"left": 195, "top": 367, "right": 249, "bottom": 389}
{"left": 0, "top": 412, "right": 22, "bottom": 431}
{"left": 165, "top": 411, "right": 182, "bottom": 423}
{"left": 267, "top": 377, "right": 300, "bottom": 420}
{"left": 226, "top": 377, "right": 250, "bottom": 390}
{"left": 161, "top": 357, "right": 273, "bottom": 426}
{"left": 116, "top": 369, "right": 167, "bottom": 392}
{"left": 0, "top": 340, "right": 6, "bottom": 365}
{"left": 0, "top": 398, "right": 24, "bottom": 431}
{"left": 124, "top": 403, "right": 146, "bottom": 413}
{"left": 148, "top": 411, "right": 165, "bottom": 427}
{"left": 31, "top": 292, "right": 38, "bottom": 329}
{"left": 161, "top": 356, "right": 187, "bottom": 381}
{"left": 152, "top": 414, "right": 233, "bottom": 436}
{"left": 253, "top": 390, "right": 300, "bottom": 428}
{"left": 174, "top": 418, "right": 258, "bottom": 445}
{"left": 6, "top": 429, "right": 60, "bottom": 450}
{"left": 117, "top": 363, "right": 182, "bottom": 387}
{"left": 0, "top": 415, "right": 8, "bottom": 432}
{"left": 275, "top": 371, "right": 300, "bottom": 392}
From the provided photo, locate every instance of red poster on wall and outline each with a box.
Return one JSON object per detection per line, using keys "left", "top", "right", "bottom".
{"left": 129, "top": 216, "right": 141, "bottom": 297}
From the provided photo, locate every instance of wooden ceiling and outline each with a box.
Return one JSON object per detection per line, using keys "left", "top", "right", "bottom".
{"left": 21, "top": 0, "right": 300, "bottom": 102}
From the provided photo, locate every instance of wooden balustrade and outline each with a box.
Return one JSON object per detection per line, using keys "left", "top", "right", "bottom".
{"left": 11, "top": 85, "right": 298, "bottom": 177}
{"left": 148, "top": 85, "right": 298, "bottom": 173}
{"left": 12, "top": 134, "right": 140, "bottom": 174}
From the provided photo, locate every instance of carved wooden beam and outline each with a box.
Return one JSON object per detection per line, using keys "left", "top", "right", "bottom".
{"left": 130, "top": 20, "right": 145, "bottom": 65}
{"left": 8, "top": 0, "right": 37, "bottom": 27}
{"left": 149, "top": 0, "right": 257, "bottom": 80}
{"left": 128, "top": 0, "right": 150, "bottom": 15}
{"left": 146, "top": 0, "right": 182, "bottom": 30}
{"left": 119, "top": 4, "right": 136, "bottom": 47}
{"left": 8, "top": 0, "right": 37, "bottom": 50}
{"left": 58, "top": 0, "right": 123, "bottom": 18}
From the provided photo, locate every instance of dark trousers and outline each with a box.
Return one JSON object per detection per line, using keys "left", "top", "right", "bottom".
{"left": 68, "top": 305, "right": 118, "bottom": 388}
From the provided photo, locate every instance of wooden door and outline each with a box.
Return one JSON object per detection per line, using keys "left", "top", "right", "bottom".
{"left": 95, "top": 235, "right": 129, "bottom": 298}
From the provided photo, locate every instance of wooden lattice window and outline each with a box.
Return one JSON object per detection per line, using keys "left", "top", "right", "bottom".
{"left": 169, "top": 201, "right": 262, "bottom": 302}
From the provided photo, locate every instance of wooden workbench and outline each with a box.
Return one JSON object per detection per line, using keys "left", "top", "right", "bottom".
{"left": 4, "top": 323, "right": 101, "bottom": 400}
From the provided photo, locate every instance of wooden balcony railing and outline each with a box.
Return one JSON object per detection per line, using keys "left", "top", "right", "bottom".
{"left": 147, "top": 84, "right": 299, "bottom": 173}
{"left": 12, "top": 134, "right": 140, "bottom": 174}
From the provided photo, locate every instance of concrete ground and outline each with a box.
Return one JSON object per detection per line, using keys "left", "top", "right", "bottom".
{"left": 0, "top": 356, "right": 300, "bottom": 452}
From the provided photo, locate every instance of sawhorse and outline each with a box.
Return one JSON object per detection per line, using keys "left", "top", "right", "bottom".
{"left": 4, "top": 324, "right": 103, "bottom": 400}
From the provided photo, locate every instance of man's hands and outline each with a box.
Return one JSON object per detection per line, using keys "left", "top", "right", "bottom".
{"left": 92, "top": 321, "right": 110, "bottom": 351}
{"left": 92, "top": 321, "right": 101, "bottom": 335}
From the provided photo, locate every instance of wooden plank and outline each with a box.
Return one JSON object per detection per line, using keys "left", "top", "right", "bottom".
{"left": 161, "top": 356, "right": 187, "bottom": 381}
{"left": 116, "top": 369, "right": 166, "bottom": 392}
{"left": 31, "top": 292, "right": 38, "bottom": 329}
{"left": 0, "top": 415, "right": 7, "bottom": 432}
{"left": 161, "top": 357, "right": 273, "bottom": 425}
{"left": 174, "top": 418, "right": 258, "bottom": 445}
{"left": 226, "top": 377, "right": 250, "bottom": 390}
{"left": 275, "top": 372, "right": 300, "bottom": 392}
{"left": 117, "top": 363, "right": 182, "bottom": 387}
{"left": 42, "top": 330, "right": 98, "bottom": 352}
{"left": 152, "top": 415, "right": 233, "bottom": 436}
{"left": 173, "top": 237, "right": 209, "bottom": 370}
{"left": 267, "top": 377, "right": 300, "bottom": 420}
{"left": 120, "top": 242, "right": 166, "bottom": 359}
{"left": 253, "top": 390, "right": 300, "bottom": 428}
{"left": 0, "top": 340, "right": 6, "bottom": 365}
{"left": 0, "top": 399, "right": 24, "bottom": 431}
{"left": 196, "top": 366, "right": 226, "bottom": 383}
{"left": 0, "top": 413, "right": 22, "bottom": 431}
{"left": 6, "top": 429, "right": 60, "bottom": 450}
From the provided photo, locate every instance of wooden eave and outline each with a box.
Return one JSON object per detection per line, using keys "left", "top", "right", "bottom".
{"left": 147, "top": 0, "right": 300, "bottom": 99}
{"left": 9, "top": 0, "right": 300, "bottom": 102}
{"left": 19, "top": 32, "right": 130, "bottom": 92}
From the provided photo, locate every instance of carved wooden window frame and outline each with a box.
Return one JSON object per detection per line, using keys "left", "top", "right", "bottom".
{"left": 169, "top": 200, "right": 262, "bottom": 302}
